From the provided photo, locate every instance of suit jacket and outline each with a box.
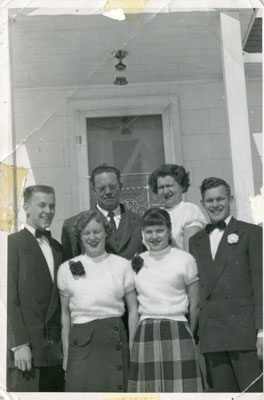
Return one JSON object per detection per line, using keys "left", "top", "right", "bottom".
{"left": 189, "top": 217, "right": 263, "bottom": 354}
{"left": 61, "top": 204, "right": 144, "bottom": 260}
{"left": 7, "top": 228, "right": 64, "bottom": 368}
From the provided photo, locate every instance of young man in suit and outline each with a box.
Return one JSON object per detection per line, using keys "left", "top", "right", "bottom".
{"left": 61, "top": 165, "right": 143, "bottom": 260}
{"left": 7, "top": 185, "right": 64, "bottom": 392}
{"left": 189, "top": 177, "right": 263, "bottom": 392}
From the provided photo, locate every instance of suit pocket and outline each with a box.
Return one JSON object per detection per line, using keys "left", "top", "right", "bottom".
{"left": 68, "top": 323, "right": 94, "bottom": 361}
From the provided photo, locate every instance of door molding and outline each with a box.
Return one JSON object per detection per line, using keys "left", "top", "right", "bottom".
{"left": 68, "top": 95, "right": 182, "bottom": 214}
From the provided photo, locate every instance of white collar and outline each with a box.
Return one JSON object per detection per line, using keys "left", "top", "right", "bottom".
{"left": 224, "top": 215, "right": 232, "bottom": 226}
{"left": 165, "top": 200, "right": 183, "bottom": 211}
{"left": 96, "top": 204, "right": 121, "bottom": 218}
{"left": 149, "top": 246, "right": 171, "bottom": 258}
{"left": 24, "top": 224, "right": 36, "bottom": 236}
{"left": 208, "top": 215, "right": 232, "bottom": 234}
{"left": 24, "top": 223, "right": 51, "bottom": 236}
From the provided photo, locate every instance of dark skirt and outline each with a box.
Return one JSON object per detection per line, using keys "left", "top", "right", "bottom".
{"left": 65, "top": 317, "right": 129, "bottom": 392}
{"left": 128, "top": 319, "right": 203, "bottom": 392}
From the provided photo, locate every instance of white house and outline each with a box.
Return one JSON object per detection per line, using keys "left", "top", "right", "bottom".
{"left": 0, "top": 0, "right": 262, "bottom": 392}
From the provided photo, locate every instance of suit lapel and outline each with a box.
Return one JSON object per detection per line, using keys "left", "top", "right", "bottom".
{"left": 195, "top": 231, "right": 215, "bottom": 298}
{"left": 115, "top": 205, "right": 137, "bottom": 252}
{"left": 95, "top": 205, "right": 118, "bottom": 253}
{"left": 46, "top": 239, "right": 62, "bottom": 323}
{"left": 97, "top": 204, "right": 136, "bottom": 254}
{"left": 206, "top": 217, "right": 240, "bottom": 296}
{"left": 22, "top": 229, "right": 53, "bottom": 292}
{"left": 22, "top": 229, "right": 61, "bottom": 323}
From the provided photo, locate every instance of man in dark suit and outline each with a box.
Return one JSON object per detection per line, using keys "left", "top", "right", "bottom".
{"left": 61, "top": 165, "right": 143, "bottom": 260}
{"left": 189, "top": 177, "right": 263, "bottom": 392}
{"left": 7, "top": 185, "right": 64, "bottom": 392}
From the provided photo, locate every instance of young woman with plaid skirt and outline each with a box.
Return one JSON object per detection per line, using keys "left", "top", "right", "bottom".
{"left": 128, "top": 208, "right": 202, "bottom": 392}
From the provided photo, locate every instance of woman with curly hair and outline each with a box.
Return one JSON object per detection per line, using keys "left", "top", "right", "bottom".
{"left": 128, "top": 208, "right": 202, "bottom": 392}
{"left": 149, "top": 164, "right": 207, "bottom": 251}
{"left": 57, "top": 210, "right": 138, "bottom": 392}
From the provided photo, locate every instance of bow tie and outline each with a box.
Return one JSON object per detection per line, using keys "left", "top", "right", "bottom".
{"left": 205, "top": 220, "right": 226, "bottom": 234}
{"left": 35, "top": 229, "right": 52, "bottom": 241}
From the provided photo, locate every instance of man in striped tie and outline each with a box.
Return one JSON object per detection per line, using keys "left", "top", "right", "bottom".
{"left": 62, "top": 165, "right": 144, "bottom": 261}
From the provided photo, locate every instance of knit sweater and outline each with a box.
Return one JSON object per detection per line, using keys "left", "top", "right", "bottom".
{"left": 134, "top": 247, "right": 199, "bottom": 322}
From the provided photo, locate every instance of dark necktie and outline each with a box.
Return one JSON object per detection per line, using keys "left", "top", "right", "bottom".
{"left": 108, "top": 211, "right": 117, "bottom": 233}
{"left": 205, "top": 220, "right": 226, "bottom": 234}
{"left": 35, "top": 229, "right": 52, "bottom": 241}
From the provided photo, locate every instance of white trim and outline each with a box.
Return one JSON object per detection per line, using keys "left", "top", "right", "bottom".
{"left": 15, "top": 78, "right": 223, "bottom": 92}
{"left": 68, "top": 94, "right": 182, "bottom": 214}
{"left": 7, "top": 1, "right": 263, "bottom": 13}
{"left": 243, "top": 52, "right": 262, "bottom": 63}
{"left": 256, "top": 8, "right": 262, "bottom": 18}
{"left": 220, "top": 11, "right": 255, "bottom": 222}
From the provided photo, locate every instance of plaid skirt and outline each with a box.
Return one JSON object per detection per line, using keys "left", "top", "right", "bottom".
{"left": 128, "top": 319, "right": 203, "bottom": 392}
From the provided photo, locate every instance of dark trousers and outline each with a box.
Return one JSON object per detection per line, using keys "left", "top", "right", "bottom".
{"left": 7, "top": 366, "right": 64, "bottom": 392}
{"left": 204, "top": 351, "right": 263, "bottom": 392}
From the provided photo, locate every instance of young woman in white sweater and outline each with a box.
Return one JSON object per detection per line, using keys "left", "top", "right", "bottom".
{"left": 128, "top": 208, "right": 202, "bottom": 392}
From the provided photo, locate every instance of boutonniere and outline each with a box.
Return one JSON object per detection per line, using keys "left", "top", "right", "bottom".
{"left": 69, "top": 261, "right": 85, "bottom": 278}
{"left": 131, "top": 254, "right": 144, "bottom": 274}
{"left": 227, "top": 233, "right": 239, "bottom": 245}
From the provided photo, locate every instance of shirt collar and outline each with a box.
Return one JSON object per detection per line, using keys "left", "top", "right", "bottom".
{"left": 165, "top": 200, "right": 183, "bottom": 211}
{"left": 97, "top": 204, "right": 121, "bottom": 218}
{"left": 207, "top": 215, "right": 232, "bottom": 235}
{"left": 225, "top": 215, "right": 232, "bottom": 226}
{"left": 24, "top": 224, "right": 36, "bottom": 236}
{"left": 24, "top": 224, "right": 51, "bottom": 237}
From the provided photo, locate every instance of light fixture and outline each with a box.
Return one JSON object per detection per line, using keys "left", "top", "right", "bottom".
{"left": 114, "top": 76, "right": 128, "bottom": 85}
{"left": 121, "top": 127, "right": 132, "bottom": 135}
{"left": 113, "top": 50, "right": 129, "bottom": 85}
{"left": 115, "top": 60, "right": 126, "bottom": 71}
{"left": 114, "top": 50, "right": 128, "bottom": 60}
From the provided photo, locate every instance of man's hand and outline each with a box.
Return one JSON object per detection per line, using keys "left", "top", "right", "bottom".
{"left": 256, "top": 336, "right": 263, "bottom": 360}
{"left": 14, "top": 345, "right": 32, "bottom": 371}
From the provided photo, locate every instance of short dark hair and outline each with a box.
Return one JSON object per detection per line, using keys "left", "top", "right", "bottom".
{"left": 23, "top": 185, "right": 55, "bottom": 203}
{"left": 149, "top": 164, "right": 190, "bottom": 194}
{"left": 90, "top": 165, "right": 121, "bottom": 188}
{"left": 200, "top": 177, "right": 231, "bottom": 199}
{"left": 142, "top": 207, "right": 172, "bottom": 244}
{"left": 143, "top": 207, "right": 172, "bottom": 231}
{"left": 73, "top": 210, "right": 111, "bottom": 244}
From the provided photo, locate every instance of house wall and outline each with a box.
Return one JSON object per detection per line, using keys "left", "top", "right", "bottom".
{"left": 9, "top": 80, "right": 235, "bottom": 240}
{"left": 245, "top": 65, "right": 262, "bottom": 195}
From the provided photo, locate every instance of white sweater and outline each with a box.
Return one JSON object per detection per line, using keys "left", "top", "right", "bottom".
{"left": 134, "top": 247, "right": 199, "bottom": 322}
{"left": 58, "top": 252, "right": 135, "bottom": 324}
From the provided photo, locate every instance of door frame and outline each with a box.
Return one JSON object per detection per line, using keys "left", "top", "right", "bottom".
{"left": 68, "top": 94, "right": 182, "bottom": 214}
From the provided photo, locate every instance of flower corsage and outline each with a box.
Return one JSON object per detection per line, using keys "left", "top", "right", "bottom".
{"left": 227, "top": 233, "right": 239, "bottom": 245}
{"left": 131, "top": 254, "right": 144, "bottom": 274}
{"left": 69, "top": 260, "right": 85, "bottom": 277}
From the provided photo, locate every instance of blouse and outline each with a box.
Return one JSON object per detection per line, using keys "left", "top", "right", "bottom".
{"left": 167, "top": 201, "right": 207, "bottom": 249}
{"left": 57, "top": 252, "right": 135, "bottom": 324}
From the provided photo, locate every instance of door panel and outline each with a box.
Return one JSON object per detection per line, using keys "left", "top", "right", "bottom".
{"left": 87, "top": 115, "right": 165, "bottom": 214}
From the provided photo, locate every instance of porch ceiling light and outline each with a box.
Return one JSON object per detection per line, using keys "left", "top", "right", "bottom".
{"left": 115, "top": 60, "right": 126, "bottom": 71}
{"left": 114, "top": 76, "right": 128, "bottom": 85}
{"left": 113, "top": 50, "right": 129, "bottom": 85}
